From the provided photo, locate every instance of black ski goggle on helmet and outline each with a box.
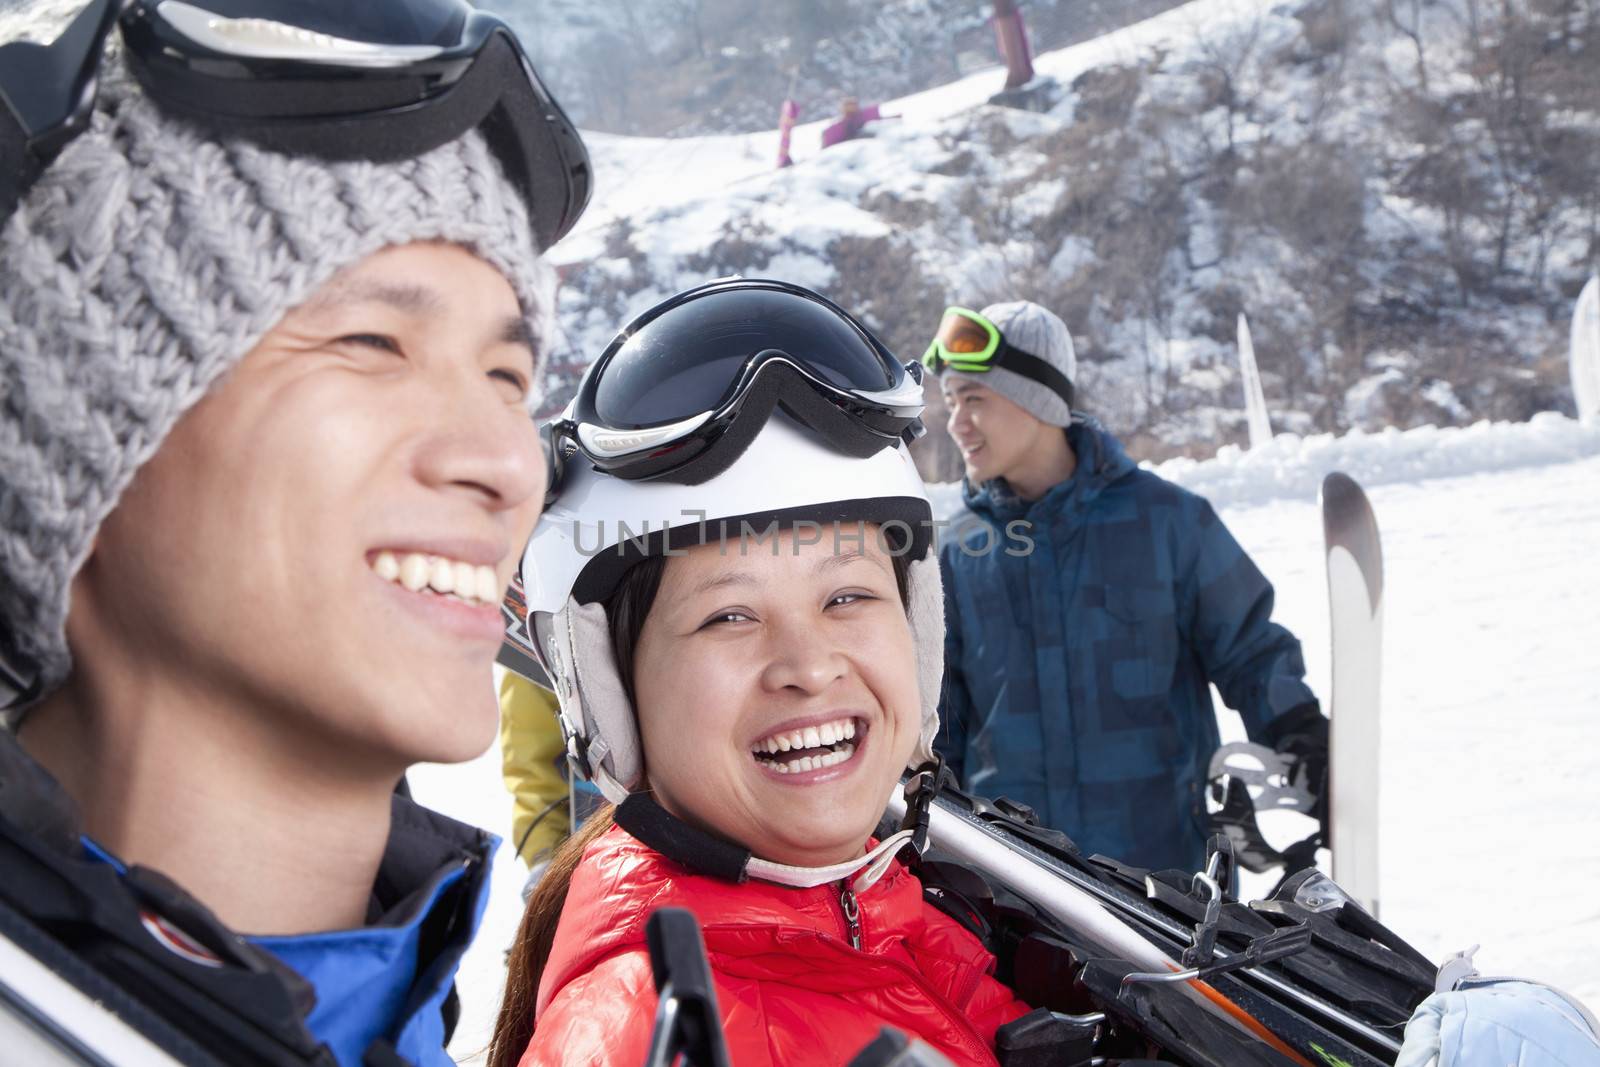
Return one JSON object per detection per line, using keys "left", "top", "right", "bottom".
{"left": 0, "top": 0, "right": 592, "bottom": 250}
{"left": 543, "top": 278, "right": 927, "bottom": 497}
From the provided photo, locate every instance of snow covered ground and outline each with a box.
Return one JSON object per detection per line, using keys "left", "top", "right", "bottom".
{"left": 414, "top": 416, "right": 1600, "bottom": 1062}
{"left": 1218, "top": 449, "right": 1600, "bottom": 1010}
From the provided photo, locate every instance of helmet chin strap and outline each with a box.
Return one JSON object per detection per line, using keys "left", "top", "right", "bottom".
{"left": 614, "top": 793, "right": 918, "bottom": 894}
{"left": 748, "top": 829, "right": 916, "bottom": 893}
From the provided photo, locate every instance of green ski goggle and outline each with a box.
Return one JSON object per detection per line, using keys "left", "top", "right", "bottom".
{"left": 921, "top": 307, "right": 1003, "bottom": 373}
{"left": 921, "top": 306, "right": 1076, "bottom": 406}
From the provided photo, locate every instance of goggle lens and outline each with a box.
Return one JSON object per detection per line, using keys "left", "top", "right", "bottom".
{"left": 591, "top": 284, "right": 899, "bottom": 430}
{"left": 936, "top": 312, "right": 995, "bottom": 356}
{"left": 923, "top": 308, "right": 1000, "bottom": 372}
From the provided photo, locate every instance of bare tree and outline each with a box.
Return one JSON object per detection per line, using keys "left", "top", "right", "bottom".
{"left": 1384, "top": 0, "right": 1431, "bottom": 92}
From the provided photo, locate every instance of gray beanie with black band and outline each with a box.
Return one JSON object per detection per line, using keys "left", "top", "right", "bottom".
{"left": 937, "top": 300, "right": 1077, "bottom": 427}
{"left": 0, "top": 60, "right": 555, "bottom": 718}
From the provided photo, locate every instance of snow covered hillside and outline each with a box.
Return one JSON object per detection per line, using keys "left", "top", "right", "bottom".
{"left": 7, "top": 0, "right": 1589, "bottom": 465}
{"left": 479, "top": 0, "right": 1184, "bottom": 136}
{"left": 414, "top": 416, "right": 1600, "bottom": 1063}
{"left": 537, "top": 0, "right": 1599, "bottom": 474}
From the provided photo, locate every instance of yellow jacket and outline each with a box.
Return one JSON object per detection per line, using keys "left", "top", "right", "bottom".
{"left": 498, "top": 670, "right": 570, "bottom": 867}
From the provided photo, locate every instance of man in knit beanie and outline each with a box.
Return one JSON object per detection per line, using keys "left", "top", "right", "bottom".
{"left": 924, "top": 300, "right": 1327, "bottom": 876}
{"left": 0, "top": 9, "right": 578, "bottom": 1064}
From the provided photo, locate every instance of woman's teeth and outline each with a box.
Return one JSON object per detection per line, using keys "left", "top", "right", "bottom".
{"left": 768, "top": 746, "right": 854, "bottom": 774}
{"left": 371, "top": 551, "right": 501, "bottom": 607}
{"left": 752, "top": 718, "right": 859, "bottom": 775}
{"left": 754, "top": 718, "right": 857, "bottom": 754}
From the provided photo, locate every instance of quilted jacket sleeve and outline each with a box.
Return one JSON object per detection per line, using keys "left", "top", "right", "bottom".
{"left": 965, "top": 969, "right": 1035, "bottom": 1046}
{"left": 933, "top": 540, "right": 975, "bottom": 784}
{"left": 520, "top": 951, "right": 659, "bottom": 1067}
{"left": 1180, "top": 498, "right": 1319, "bottom": 738}
{"left": 499, "top": 672, "right": 571, "bottom": 867}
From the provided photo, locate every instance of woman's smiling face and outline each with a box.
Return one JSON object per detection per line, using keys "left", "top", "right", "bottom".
{"left": 631, "top": 526, "right": 921, "bottom": 868}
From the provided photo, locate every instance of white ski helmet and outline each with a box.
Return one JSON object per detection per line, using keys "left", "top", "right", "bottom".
{"left": 516, "top": 279, "right": 945, "bottom": 807}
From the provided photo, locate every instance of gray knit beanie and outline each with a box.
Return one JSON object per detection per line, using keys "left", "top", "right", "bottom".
{"left": 940, "top": 300, "right": 1076, "bottom": 427}
{"left": 0, "top": 58, "right": 556, "bottom": 715}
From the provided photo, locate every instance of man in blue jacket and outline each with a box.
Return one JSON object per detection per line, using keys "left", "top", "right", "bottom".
{"left": 925, "top": 301, "right": 1327, "bottom": 873}
{"left": 0, "top": 4, "right": 586, "bottom": 1063}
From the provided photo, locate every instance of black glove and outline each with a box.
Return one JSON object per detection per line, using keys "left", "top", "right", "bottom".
{"left": 1262, "top": 702, "right": 1329, "bottom": 837}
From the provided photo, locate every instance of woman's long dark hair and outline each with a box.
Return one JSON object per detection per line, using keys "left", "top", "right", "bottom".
{"left": 488, "top": 543, "right": 911, "bottom": 1067}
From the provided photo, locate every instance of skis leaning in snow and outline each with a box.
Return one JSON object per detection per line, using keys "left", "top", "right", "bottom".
{"left": 1321, "top": 472, "right": 1383, "bottom": 918}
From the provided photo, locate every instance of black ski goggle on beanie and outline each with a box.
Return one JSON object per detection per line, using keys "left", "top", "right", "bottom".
{"left": 0, "top": 0, "right": 592, "bottom": 250}
{"left": 543, "top": 278, "right": 927, "bottom": 499}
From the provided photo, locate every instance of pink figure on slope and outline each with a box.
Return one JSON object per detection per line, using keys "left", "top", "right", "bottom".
{"left": 776, "top": 99, "right": 799, "bottom": 168}
{"left": 820, "top": 97, "right": 894, "bottom": 149}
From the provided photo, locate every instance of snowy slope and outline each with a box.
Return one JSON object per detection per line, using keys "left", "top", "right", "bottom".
{"left": 561, "top": 0, "right": 1252, "bottom": 243}
{"left": 413, "top": 417, "right": 1600, "bottom": 1062}
{"left": 541, "top": 0, "right": 1597, "bottom": 456}
{"left": 537, "top": 0, "right": 1292, "bottom": 360}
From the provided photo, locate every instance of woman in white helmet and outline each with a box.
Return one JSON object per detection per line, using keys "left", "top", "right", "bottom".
{"left": 488, "top": 279, "right": 1032, "bottom": 1067}
{"left": 485, "top": 279, "right": 1600, "bottom": 1067}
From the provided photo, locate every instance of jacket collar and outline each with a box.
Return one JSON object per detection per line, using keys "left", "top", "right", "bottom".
{"left": 538, "top": 822, "right": 933, "bottom": 1015}
{"left": 375, "top": 791, "right": 492, "bottom": 927}
{"left": 0, "top": 721, "right": 81, "bottom": 852}
{"left": 0, "top": 724, "right": 490, "bottom": 1054}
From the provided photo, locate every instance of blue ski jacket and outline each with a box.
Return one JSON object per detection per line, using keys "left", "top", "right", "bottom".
{"left": 245, "top": 798, "right": 493, "bottom": 1067}
{"left": 937, "top": 416, "right": 1318, "bottom": 872}
{"left": 0, "top": 726, "right": 491, "bottom": 1067}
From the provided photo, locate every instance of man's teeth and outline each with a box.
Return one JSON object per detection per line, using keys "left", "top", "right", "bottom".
{"left": 754, "top": 718, "right": 857, "bottom": 755}
{"left": 371, "top": 551, "right": 501, "bottom": 607}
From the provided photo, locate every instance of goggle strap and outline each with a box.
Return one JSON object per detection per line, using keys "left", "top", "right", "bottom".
{"left": 927, "top": 337, "right": 1073, "bottom": 407}
{"left": 996, "top": 343, "right": 1075, "bottom": 408}
{"left": 0, "top": 111, "right": 32, "bottom": 223}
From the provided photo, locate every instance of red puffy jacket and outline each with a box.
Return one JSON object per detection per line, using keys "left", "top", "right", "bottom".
{"left": 520, "top": 826, "right": 1032, "bottom": 1066}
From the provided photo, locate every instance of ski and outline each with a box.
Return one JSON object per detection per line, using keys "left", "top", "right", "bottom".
{"left": 889, "top": 773, "right": 1433, "bottom": 1067}
{"left": 775, "top": 99, "right": 799, "bottom": 169}
{"left": 1237, "top": 313, "right": 1272, "bottom": 449}
{"left": 1572, "top": 272, "right": 1600, "bottom": 425}
{"left": 0, "top": 920, "right": 190, "bottom": 1067}
{"left": 1321, "top": 472, "right": 1384, "bottom": 918}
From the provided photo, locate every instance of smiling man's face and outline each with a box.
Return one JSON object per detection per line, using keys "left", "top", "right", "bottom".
{"left": 74, "top": 243, "right": 547, "bottom": 767}
{"left": 940, "top": 377, "right": 1052, "bottom": 486}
